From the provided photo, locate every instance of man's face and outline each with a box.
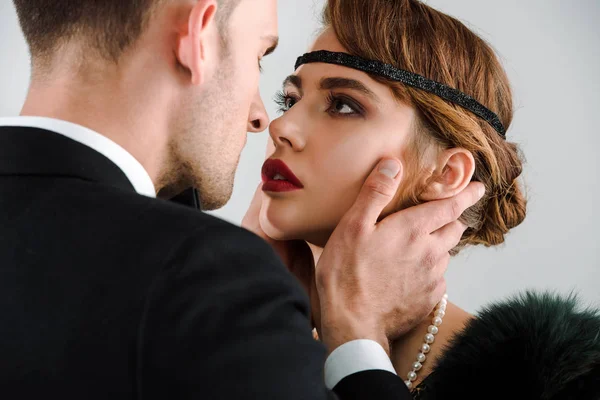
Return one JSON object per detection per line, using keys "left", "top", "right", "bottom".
{"left": 171, "top": 0, "right": 278, "bottom": 210}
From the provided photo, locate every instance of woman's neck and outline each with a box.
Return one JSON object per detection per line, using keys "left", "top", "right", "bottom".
{"left": 391, "top": 302, "right": 473, "bottom": 388}
{"left": 308, "top": 241, "right": 472, "bottom": 387}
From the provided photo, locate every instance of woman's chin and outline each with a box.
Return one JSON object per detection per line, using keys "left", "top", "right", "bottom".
{"left": 259, "top": 209, "right": 335, "bottom": 247}
{"left": 259, "top": 218, "right": 303, "bottom": 241}
{"left": 259, "top": 203, "right": 303, "bottom": 241}
{"left": 259, "top": 198, "right": 340, "bottom": 245}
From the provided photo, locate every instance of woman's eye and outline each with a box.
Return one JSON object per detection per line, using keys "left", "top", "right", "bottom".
{"left": 332, "top": 100, "right": 355, "bottom": 114}
{"left": 274, "top": 91, "right": 298, "bottom": 113}
{"left": 285, "top": 97, "right": 297, "bottom": 110}
{"left": 327, "top": 95, "right": 360, "bottom": 116}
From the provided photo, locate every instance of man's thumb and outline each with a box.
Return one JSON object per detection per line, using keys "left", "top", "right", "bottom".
{"left": 345, "top": 159, "right": 403, "bottom": 227}
{"left": 377, "top": 159, "right": 402, "bottom": 180}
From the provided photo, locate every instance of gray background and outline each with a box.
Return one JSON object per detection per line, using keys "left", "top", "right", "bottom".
{"left": 1, "top": 1, "right": 598, "bottom": 312}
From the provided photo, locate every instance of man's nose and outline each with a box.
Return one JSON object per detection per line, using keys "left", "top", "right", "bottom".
{"left": 248, "top": 90, "right": 269, "bottom": 133}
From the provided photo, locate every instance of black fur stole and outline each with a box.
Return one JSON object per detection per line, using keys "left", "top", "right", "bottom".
{"left": 413, "top": 291, "right": 600, "bottom": 399}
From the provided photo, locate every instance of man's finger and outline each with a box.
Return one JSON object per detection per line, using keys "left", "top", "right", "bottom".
{"left": 386, "top": 181, "right": 484, "bottom": 234}
{"left": 431, "top": 220, "right": 469, "bottom": 252}
{"left": 342, "top": 159, "right": 403, "bottom": 229}
{"left": 431, "top": 278, "right": 448, "bottom": 310}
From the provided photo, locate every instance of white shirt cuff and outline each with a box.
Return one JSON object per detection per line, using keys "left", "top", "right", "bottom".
{"left": 323, "top": 339, "right": 397, "bottom": 389}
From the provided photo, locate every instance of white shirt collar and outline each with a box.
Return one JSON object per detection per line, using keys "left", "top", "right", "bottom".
{"left": 0, "top": 116, "right": 156, "bottom": 198}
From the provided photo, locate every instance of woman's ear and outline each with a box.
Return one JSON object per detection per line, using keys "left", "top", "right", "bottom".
{"left": 176, "top": 0, "right": 218, "bottom": 86}
{"left": 420, "top": 148, "right": 476, "bottom": 201}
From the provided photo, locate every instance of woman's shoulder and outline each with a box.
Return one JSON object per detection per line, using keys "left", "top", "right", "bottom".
{"left": 416, "top": 291, "right": 600, "bottom": 399}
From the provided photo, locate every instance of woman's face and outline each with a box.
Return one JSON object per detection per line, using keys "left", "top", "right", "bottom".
{"left": 259, "top": 30, "right": 417, "bottom": 246}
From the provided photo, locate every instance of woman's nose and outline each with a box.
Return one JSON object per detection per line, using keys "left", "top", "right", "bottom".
{"left": 268, "top": 112, "right": 306, "bottom": 152}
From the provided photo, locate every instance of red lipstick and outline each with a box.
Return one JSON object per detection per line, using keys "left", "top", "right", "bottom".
{"left": 261, "top": 159, "right": 304, "bottom": 193}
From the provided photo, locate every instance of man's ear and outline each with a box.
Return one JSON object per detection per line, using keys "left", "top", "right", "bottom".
{"left": 420, "top": 148, "right": 476, "bottom": 201}
{"left": 176, "top": 0, "right": 218, "bottom": 86}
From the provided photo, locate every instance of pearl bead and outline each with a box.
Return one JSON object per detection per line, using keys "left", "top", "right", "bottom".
{"left": 402, "top": 294, "right": 446, "bottom": 390}
{"left": 407, "top": 371, "right": 417, "bottom": 382}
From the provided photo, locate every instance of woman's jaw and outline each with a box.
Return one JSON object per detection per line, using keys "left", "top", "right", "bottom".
{"left": 259, "top": 189, "right": 345, "bottom": 247}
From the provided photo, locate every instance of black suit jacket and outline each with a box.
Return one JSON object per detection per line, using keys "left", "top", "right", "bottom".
{"left": 0, "top": 126, "right": 410, "bottom": 399}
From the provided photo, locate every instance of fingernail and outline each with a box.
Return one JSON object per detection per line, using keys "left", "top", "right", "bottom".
{"left": 378, "top": 160, "right": 401, "bottom": 179}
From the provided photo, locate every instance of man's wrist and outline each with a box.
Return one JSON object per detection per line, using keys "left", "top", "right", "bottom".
{"left": 320, "top": 317, "right": 390, "bottom": 356}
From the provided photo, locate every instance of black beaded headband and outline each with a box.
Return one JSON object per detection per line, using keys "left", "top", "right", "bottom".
{"left": 295, "top": 50, "right": 506, "bottom": 138}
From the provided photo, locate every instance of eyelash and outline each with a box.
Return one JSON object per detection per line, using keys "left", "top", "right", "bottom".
{"left": 274, "top": 91, "right": 364, "bottom": 117}
{"left": 273, "top": 91, "right": 294, "bottom": 113}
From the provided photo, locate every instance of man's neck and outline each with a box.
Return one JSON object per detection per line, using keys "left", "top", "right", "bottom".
{"left": 20, "top": 75, "right": 169, "bottom": 189}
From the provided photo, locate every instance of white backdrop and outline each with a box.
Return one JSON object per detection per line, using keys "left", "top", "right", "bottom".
{"left": 1, "top": 1, "right": 598, "bottom": 312}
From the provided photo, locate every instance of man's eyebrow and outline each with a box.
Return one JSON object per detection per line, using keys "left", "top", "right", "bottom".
{"left": 319, "top": 77, "right": 379, "bottom": 102}
{"left": 262, "top": 35, "right": 279, "bottom": 56}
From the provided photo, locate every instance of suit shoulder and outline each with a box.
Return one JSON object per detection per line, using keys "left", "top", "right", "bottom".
{"left": 116, "top": 194, "right": 283, "bottom": 271}
{"left": 82, "top": 186, "right": 277, "bottom": 269}
{"left": 105, "top": 188, "right": 249, "bottom": 237}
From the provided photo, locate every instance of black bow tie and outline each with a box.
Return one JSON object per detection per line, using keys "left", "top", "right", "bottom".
{"left": 169, "top": 187, "right": 201, "bottom": 210}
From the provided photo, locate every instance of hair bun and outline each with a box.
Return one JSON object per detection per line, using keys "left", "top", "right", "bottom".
{"left": 459, "top": 141, "right": 527, "bottom": 250}
{"left": 477, "top": 179, "right": 527, "bottom": 246}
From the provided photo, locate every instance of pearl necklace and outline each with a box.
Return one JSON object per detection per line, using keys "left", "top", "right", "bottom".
{"left": 404, "top": 293, "right": 448, "bottom": 389}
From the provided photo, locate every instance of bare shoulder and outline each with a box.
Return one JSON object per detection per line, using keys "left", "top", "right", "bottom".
{"left": 440, "top": 302, "right": 472, "bottom": 338}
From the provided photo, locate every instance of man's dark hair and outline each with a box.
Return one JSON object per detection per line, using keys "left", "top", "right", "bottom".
{"left": 12, "top": 0, "right": 241, "bottom": 63}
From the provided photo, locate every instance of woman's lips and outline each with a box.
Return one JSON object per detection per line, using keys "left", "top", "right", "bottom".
{"left": 261, "top": 159, "right": 304, "bottom": 193}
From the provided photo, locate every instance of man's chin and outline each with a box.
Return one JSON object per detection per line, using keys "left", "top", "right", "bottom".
{"left": 197, "top": 183, "right": 234, "bottom": 211}
{"left": 198, "top": 194, "right": 230, "bottom": 211}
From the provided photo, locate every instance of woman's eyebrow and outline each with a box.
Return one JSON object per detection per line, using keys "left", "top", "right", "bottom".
{"left": 282, "top": 75, "right": 379, "bottom": 103}
{"left": 319, "top": 77, "right": 380, "bottom": 103}
{"left": 282, "top": 75, "right": 303, "bottom": 95}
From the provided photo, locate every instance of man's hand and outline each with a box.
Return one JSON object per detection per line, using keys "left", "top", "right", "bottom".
{"left": 315, "top": 159, "right": 485, "bottom": 355}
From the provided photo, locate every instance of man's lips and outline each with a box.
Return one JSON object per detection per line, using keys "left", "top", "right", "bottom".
{"left": 261, "top": 159, "right": 304, "bottom": 191}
